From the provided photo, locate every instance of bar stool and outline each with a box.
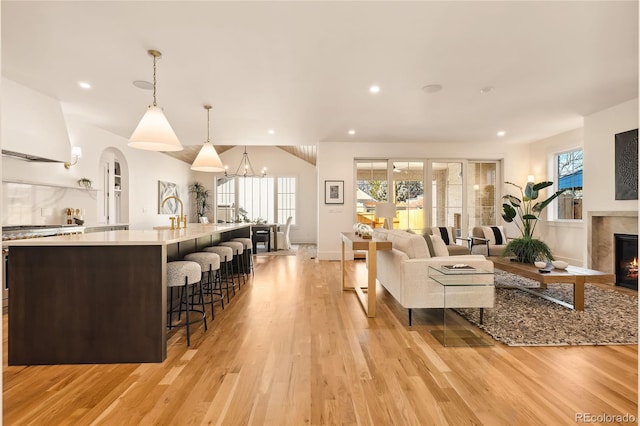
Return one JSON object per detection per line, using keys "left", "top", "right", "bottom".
{"left": 167, "top": 261, "right": 207, "bottom": 347}
{"left": 184, "top": 252, "right": 225, "bottom": 319}
{"left": 218, "top": 241, "right": 246, "bottom": 288}
{"left": 231, "top": 237, "right": 254, "bottom": 276}
{"left": 203, "top": 245, "right": 235, "bottom": 302}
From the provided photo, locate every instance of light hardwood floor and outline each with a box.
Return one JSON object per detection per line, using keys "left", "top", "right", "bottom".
{"left": 3, "top": 245, "right": 638, "bottom": 425}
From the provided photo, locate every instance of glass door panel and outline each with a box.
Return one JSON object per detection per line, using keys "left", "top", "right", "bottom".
{"left": 355, "top": 161, "right": 388, "bottom": 228}
{"left": 431, "top": 162, "right": 463, "bottom": 237}
{"left": 467, "top": 162, "right": 498, "bottom": 229}
{"left": 393, "top": 161, "right": 424, "bottom": 231}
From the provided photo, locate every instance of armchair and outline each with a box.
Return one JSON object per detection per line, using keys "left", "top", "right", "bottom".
{"left": 470, "top": 226, "right": 509, "bottom": 256}
{"left": 426, "top": 227, "right": 470, "bottom": 256}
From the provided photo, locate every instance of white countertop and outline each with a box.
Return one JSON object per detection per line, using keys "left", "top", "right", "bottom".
{"left": 3, "top": 223, "right": 250, "bottom": 247}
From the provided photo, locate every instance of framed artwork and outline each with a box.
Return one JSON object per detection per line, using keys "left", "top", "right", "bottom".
{"left": 158, "top": 180, "right": 179, "bottom": 214}
{"left": 324, "top": 180, "right": 344, "bottom": 204}
{"left": 615, "top": 129, "right": 638, "bottom": 200}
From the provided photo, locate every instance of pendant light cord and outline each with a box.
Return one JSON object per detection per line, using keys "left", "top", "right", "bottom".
{"left": 152, "top": 54, "right": 158, "bottom": 107}
{"left": 207, "top": 107, "right": 210, "bottom": 142}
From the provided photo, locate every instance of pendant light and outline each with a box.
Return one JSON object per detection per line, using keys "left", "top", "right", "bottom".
{"left": 191, "top": 105, "right": 224, "bottom": 172}
{"left": 128, "top": 50, "right": 183, "bottom": 152}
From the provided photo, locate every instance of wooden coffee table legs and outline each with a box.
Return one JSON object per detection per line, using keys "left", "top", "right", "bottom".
{"left": 513, "top": 277, "right": 585, "bottom": 311}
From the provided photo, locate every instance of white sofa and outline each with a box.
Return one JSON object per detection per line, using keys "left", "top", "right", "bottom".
{"left": 373, "top": 229, "right": 495, "bottom": 325}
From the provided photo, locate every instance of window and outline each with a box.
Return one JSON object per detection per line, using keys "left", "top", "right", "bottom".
{"left": 277, "top": 177, "right": 296, "bottom": 224}
{"left": 238, "top": 177, "right": 275, "bottom": 223}
{"left": 393, "top": 161, "right": 424, "bottom": 230}
{"left": 557, "top": 149, "right": 583, "bottom": 220}
{"left": 355, "top": 161, "right": 389, "bottom": 228}
{"left": 216, "top": 177, "right": 235, "bottom": 223}
{"left": 431, "top": 162, "right": 463, "bottom": 235}
{"left": 216, "top": 176, "right": 296, "bottom": 224}
{"left": 468, "top": 161, "right": 498, "bottom": 228}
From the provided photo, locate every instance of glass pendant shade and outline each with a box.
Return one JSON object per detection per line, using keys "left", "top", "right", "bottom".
{"left": 191, "top": 141, "right": 224, "bottom": 172}
{"left": 128, "top": 106, "right": 183, "bottom": 151}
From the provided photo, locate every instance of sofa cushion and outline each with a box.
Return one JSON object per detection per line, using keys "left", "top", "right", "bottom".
{"left": 387, "top": 230, "right": 430, "bottom": 259}
{"left": 429, "top": 234, "right": 450, "bottom": 257}
{"left": 431, "top": 227, "right": 454, "bottom": 245}
{"left": 482, "top": 225, "right": 507, "bottom": 245}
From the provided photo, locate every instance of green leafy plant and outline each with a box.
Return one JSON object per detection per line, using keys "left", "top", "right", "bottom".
{"left": 501, "top": 181, "right": 566, "bottom": 263}
{"left": 189, "top": 182, "right": 210, "bottom": 220}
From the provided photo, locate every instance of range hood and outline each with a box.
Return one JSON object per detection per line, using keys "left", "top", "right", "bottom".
{"left": 1, "top": 78, "right": 71, "bottom": 163}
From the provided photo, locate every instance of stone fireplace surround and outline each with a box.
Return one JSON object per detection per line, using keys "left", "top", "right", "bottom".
{"left": 588, "top": 211, "right": 638, "bottom": 282}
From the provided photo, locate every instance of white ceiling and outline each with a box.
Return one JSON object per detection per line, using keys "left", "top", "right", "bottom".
{"left": 2, "top": 1, "right": 638, "bottom": 153}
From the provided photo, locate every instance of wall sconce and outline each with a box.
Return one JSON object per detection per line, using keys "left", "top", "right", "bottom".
{"left": 527, "top": 175, "right": 535, "bottom": 183}
{"left": 64, "top": 146, "right": 83, "bottom": 169}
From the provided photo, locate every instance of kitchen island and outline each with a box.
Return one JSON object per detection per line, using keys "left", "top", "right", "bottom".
{"left": 5, "top": 223, "right": 250, "bottom": 365}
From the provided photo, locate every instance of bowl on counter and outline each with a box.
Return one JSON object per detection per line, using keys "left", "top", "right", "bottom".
{"left": 552, "top": 260, "right": 569, "bottom": 270}
{"left": 534, "top": 261, "right": 547, "bottom": 269}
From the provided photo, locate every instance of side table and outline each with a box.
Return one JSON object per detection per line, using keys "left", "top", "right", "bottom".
{"left": 428, "top": 265, "right": 494, "bottom": 347}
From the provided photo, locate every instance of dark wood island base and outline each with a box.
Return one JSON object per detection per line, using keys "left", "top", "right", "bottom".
{"left": 6, "top": 224, "right": 250, "bottom": 365}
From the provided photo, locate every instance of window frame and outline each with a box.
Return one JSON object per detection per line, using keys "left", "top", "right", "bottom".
{"left": 553, "top": 148, "right": 583, "bottom": 222}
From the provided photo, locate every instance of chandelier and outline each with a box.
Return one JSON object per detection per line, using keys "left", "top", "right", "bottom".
{"left": 224, "top": 146, "right": 267, "bottom": 178}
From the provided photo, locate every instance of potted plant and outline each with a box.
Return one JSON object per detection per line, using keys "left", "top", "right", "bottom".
{"left": 501, "top": 180, "right": 566, "bottom": 264}
{"left": 189, "top": 182, "right": 210, "bottom": 222}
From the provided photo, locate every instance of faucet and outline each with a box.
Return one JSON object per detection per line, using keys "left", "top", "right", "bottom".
{"left": 161, "top": 196, "right": 187, "bottom": 229}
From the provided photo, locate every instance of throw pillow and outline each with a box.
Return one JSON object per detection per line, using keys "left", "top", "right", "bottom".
{"left": 422, "top": 233, "right": 435, "bottom": 257}
{"left": 429, "top": 234, "right": 450, "bottom": 257}
{"left": 387, "top": 231, "right": 430, "bottom": 259}
{"left": 482, "top": 225, "right": 507, "bottom": 245}
{"left": 431, "top": 226, "right": 454, "bottom": 245}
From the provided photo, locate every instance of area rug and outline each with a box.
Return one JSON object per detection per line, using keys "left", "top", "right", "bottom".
{"left": 455, "top": 270, "right": 638, "bottom": 346}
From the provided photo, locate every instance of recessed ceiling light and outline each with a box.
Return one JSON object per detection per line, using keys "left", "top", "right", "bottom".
{"left": 78, "top": 81, "right": 91, "bottom": 89}
{"left": 422, "top": 84, "right": 443, "bottom": 94}
{"left": 133, "top": 80, "right": 154, "bottom": 90}
{"left": 369, "top": 85, "right": 380, "bottom": 94}
{"left": 268, "top": 129, "right": 275, "bottom": 135}
{"left": 348, "top": 129, "right": 356, "bottom": 135}
{"left": 480, "top": 86, "right": 494, "bottom": 94}
{"left": 497, "top": 130, "right": 506, "bottom": 137}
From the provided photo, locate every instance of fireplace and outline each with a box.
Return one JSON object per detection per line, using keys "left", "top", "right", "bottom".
{"left": 615, "top": 233, "right": 638, "bottom": 290}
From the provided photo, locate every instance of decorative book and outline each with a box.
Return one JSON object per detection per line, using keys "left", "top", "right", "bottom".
{"left": 442, "top": 264, "right": 475, "bottom": 271}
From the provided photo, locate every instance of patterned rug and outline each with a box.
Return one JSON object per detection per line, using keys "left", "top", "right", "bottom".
{"left": 455, "top": 270, "right": 638, "bottom": 346}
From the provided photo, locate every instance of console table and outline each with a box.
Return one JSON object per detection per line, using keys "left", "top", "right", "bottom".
{"left": 340, "top": 232, "right": 392, "bottom": 317}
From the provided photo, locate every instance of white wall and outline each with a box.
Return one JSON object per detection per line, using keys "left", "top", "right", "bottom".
{"left": 583, "top": 98, "right": 639, "bottom": 213}
{"left": 316, "top": 141, "right": 529, "bottom": 260}
{"left": 529, "top": 127, "right": 584, "bottom": 265}
{"left": 218, "top": 146, "right": 317, "bottom": 244}
{"left": 526, "top": 98, "right": 638, "bottom": 267}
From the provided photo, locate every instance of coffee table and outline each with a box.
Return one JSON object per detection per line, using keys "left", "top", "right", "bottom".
{"left": 490, "top": 257, "right": 614, "bottom": 311}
